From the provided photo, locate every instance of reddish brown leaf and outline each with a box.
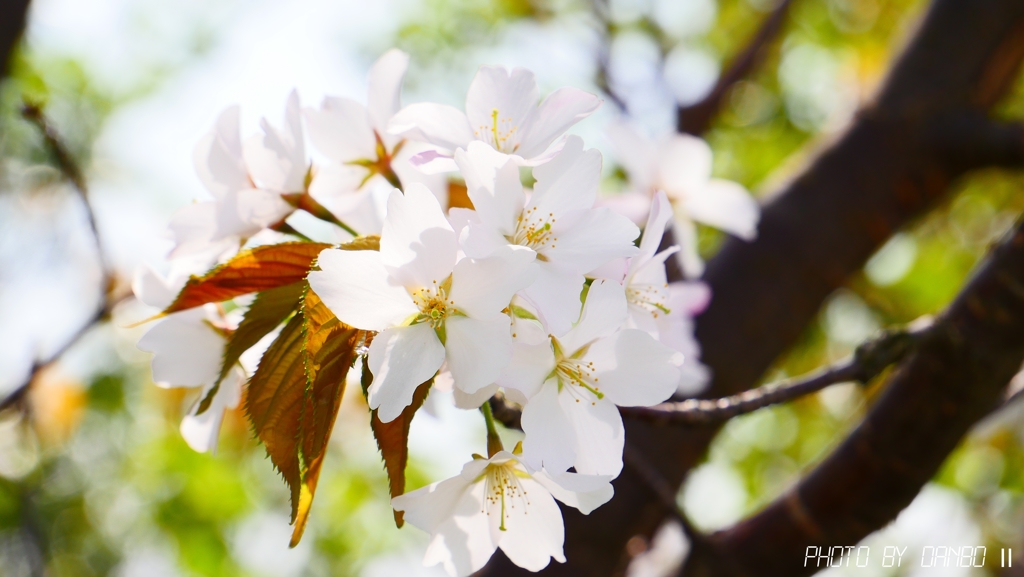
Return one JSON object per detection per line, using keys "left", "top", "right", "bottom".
{"left": 164, "top": 242, "right": 331, "bottom": 314}
{"left": 363, "top": 358, "right": 432, "bottom": 528}
{"left": 289, "top": 288, "right": 362, "bottom": 547}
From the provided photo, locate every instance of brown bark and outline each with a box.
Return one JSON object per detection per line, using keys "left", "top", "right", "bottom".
{"left": 478, "top": 0, "right": 1024, "bottom": 575}
{"left": 0, "top": 0, "right": 31, "bottom": 81}
{"left": 693, "top": 216, "right": 1024, "bottom": 576}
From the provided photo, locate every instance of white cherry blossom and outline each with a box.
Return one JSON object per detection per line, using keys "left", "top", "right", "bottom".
{"left": 388, "top": 65, "right": 601, "bottom": 172}
{"left": 606, "top": 122, "right": 760, "bottom": 278}
{"left": 133, "top": 262, "right": 244, "bottom": 454}
{"left": 305, "top": 49, "right": 446, "bottom": 234}
{"left": 308, "top": 183, "right": 536, "bottom": 423}
{"left": 499, "top": 280, "right": 682, "bottom": 476}
{"left": 593, "top": 191, "right": 712, "bottom": 394}
{"left": 455, "top": 136, "right": 641, "bottom": 334}
{"left": 391, "top": 449, "right": 613, "bottom": 577}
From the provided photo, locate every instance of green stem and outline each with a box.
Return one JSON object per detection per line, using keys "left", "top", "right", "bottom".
{"left": 481, "top": 400, "right": 504, "bottom": 458}
{"left": 283, "top": 192, "right": 360, "bottom": 237}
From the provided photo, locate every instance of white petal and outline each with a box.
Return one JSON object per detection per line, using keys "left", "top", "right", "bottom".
{"left": 521, "top": 379, "right": 577, "bottom": 474}
{"left": 529, "top": 136, "right": 601, "bottom": 217}
{"left": 640, "top": 190, "right": 673, "bottom": 257}
{"left": 137, "top": 308, "right": 223, "bottom": 387}
{"left": 449, "top": 251, "right": 537, "bottom": 320}
{"left": 244, "top": 90, "right": 307, "bottom": 193}
{"left": 423, "top": 480, "right": 497, "bottom": 577}
{"left": 389, "top": 102, "right": 474, "bottom": 152}
{"left": 367, "top": 48, "right": 410, "bottom": 139}
{"left": 596, "top": 190, "right": 653, "bottom": 226}
{"left": 180, "top": 367, "right": 244, "bottom": 454}
{"left": 497, "top": 476, "right": 565, "bottom": 571}
{"left": 408, "top": 150, "right": 460, "bottom": 174}
{"left": 586, "top": 329, "right": 681, "bottom": 407}
{"left": 669, "top": 281, "right": 712, "bottom": 316}
{"left": 168, "top": 201, "right": 220, "bottom": 258}
{"left": 308, "top": 248, "right": 418, "bottom": 331}
{"left": 392, "top": 459, "right": 485, "bottom": 531}
{"left": 218, "top": 188, "right": 293, "bottom": 237}
{"left": 391, "top": 141, "right": 449, "bottom": 205}
{"left": 496, "top": 342, "right": 556, "bottom": 400}
{"left": 516, "top": 87, "right": 602, "bottom": 160}
{"left": 454, "top": 142, "right": 524, "bottom": 235}
{"left": 673, "top": 217, "right": 705, "bottom": 279}
{"left": 606, "top": 121, "right": 657, "bottom": 190}
{"left": 453, "top": 383, "right": 499, "bottom": 410}
{"left": 530, "top": 469, "right": 614, "bottom": 515}
{"left": 367, "top": 324, "right": 446, "bottom": 423}
{"left": 132, "top": 264, "right": 180, "bottom": 310}
{"left": 460, "top": 222, "right": 516, "bottom": 260}
{"left": 307, "top": 163, "right": 368, "bottom": 213}
{"left": 381, "top": 184, "right": 457, "bottom": 288}
{"left": 557, "top": 395, "right": 624, "bottom": 477}
{"left": 543, "top": 207, "right": 640, "bottom": 273}
{"left": 558, "top": 279, "right": 628, "bottom": 355}
{"left": 193, "top": 105, "right": 247, "bottom": 199}
{"left": 656, "top": 133, "right": 713, "bottom": 198}
{"left": 685, "top": 179, "right": 760, "bottom": 240}
{"left": 677, "top": 359, "right": 711, "bottom": 397}
{"left": 303, "top": 97, "right": 376, "bottom": 162}
{"left": 521, "top": 264, "right": 585, "bottom": 337}
{"left": 465, "top": 66, "right": 538, "bottom": 153}
{"left": 445, "top": 316, "right": 513, "bottom": 394}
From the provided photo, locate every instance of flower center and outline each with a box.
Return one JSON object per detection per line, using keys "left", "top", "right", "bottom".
{"left": 626, "top": 283, "right": 671, "bottom": 318}
{"left": 411, "top": 281, "right": 455, "bottom": 329}
{"left": 483, "top": 462, "right": 530, "bottom": 531}
{"left": 555, "top": 358, "right": 604, "bottom": 404}
{"left": 474, "top": 109, "right": 519, "bottom": 153}
{"left": 511, "top": 207, "right": 558, "bottom": 255}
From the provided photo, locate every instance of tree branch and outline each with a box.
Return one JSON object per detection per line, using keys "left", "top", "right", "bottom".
{"left": 676, "top": 0, "right": 795, "bottom": 135}
{"left": 688, "top": 214, "right": 1024, "bottom": 576}
{"left": 477, "top": 1, "right": 1024, "bottom": 575}
{"left": 0, "top": 105, "right": 121, "bottom": 414}
{"left": 0, "top": 0, "right": 31, "bottom": 81}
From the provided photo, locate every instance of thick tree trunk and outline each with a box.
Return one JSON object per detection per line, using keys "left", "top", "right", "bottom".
{"left": 479, "top": 0, "right": 1024, "bottom": 575}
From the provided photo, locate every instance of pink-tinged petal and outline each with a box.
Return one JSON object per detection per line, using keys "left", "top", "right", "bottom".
{"left": 529, "top": 136, "right": 601, "bottom": 217}
{"left": 303, "top": 97, "right": 376, "bottom": 162}
{"left": 496, "top": 476, "right": 565, "bottom": 571}
{"left": 521, "top": 264, "right": 585, "bottom": 337}
{"left": 132, "top": 264, "right": 180, "bottom": 310}
{"left": 244, "top": 90, "right": 307, "bottom": 193}
{"left": 367, "top": 324, "right": 445, "bottom": 423}
{"left": 656, "top": 133, "right": 713, "bottom": 198}
{"left": 588, "top": 257, "right": 629, "bottom": 283}
{"left": 454, "top": 142, "right": 524, "bottom": 235}
{"left": 496, "top": 341, "right": 555, "bottom": 400}
{"left": 193, "top": 105, "right": 247, "bottom": 200}
{"left": 596, "top": 190, "right": 652, "bottom": 226}
{"left": 587, "top": 329, "right": 681, "bottom": 407}
{"left": 408, "top": 149, "right": 460, "bottom": 174}
{"left": 670, "top": 281, "right": 712, "bottom": 316}
{"left": 640, "top": 190, "right": 673, "bottom": 257}
{"left": 218, "top": 188, "right": 293, "bottom": 238}
{"left": 516, "top": 87, "right": 602, "bottom": 160}
{"left": 137, "top": 308, "right": 224, "bottom": 387}
{"left": 381, "top": 184, "right": 458, "bottom": 288}
{"left": 168, "top": 201, "right": 220, "bottom": 258}
{"left": 449, "top": 250, "right": 537, "bottom": 320}
{"left": 558, "top": 279, "right": 628, "bottom": 355}
{"left": 530, "top": 469, "right": 614, "bottom": 515}
{"left": 521, "top": 380, "right": 577, "bottom": 474}
{"left": 465, "top": 66, "right": 538, "bottom": 153}
{"left": 606, "top": 122, "right": 657, "bottom": 190}
{"left": 673, "top": 217, "right": 704, "bottom": 279}
{"left": 308, "top": 248, "right": 418, "bottom": 331}
{"left": 686, "top": 179, "right": 760, "bottom": 240}
{"left": 391, "top": 142, "right": 449, "bottom": 205}
{"left": 367, "top": 48, "right": 410, "bottom": 139}
{"left": 445, "top": 316, "right": 513, "bottom": 394}
{"left": 389, "top": 102, "right": 474, "bottom": 151}
{"left": 180, "top": 366, "right": 244, "bottom": 454}
{"left": 677, "top": 358, "right": 711, "bottom": 397}
{"left": 544, "top": 207, "right": 640, "bottom": 273}
{"left": 558, "top": 395, "right": 624, "bottom": 476}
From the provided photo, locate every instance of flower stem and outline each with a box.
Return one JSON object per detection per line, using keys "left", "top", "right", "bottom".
{"left": 481, "top": 401, "right": 504, "bottom": 458}
{"left": 283, "top": 192, "right": 360, "bottom": 237}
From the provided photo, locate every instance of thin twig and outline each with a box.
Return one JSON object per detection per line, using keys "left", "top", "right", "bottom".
{"left": 591, "top": 0, "right": 628, "bottom": 112}
{"left": 486, "top": 327, "right": 927, "bottom": 431}
{"left": 622, "top": 442, "right": 700, "bottom": 538}
{"left": 0, "top": 104, "right": 118, "bottom": 414}
{"left": 621, "top": 327, "right": 926, "bottom": 426}
{"left": 676, "top": 0, "right": 796, "bottom": 135}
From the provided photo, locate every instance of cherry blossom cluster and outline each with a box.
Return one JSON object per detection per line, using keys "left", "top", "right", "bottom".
{"left": 132, "top": 48, "right": 759, "bottom": 576}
